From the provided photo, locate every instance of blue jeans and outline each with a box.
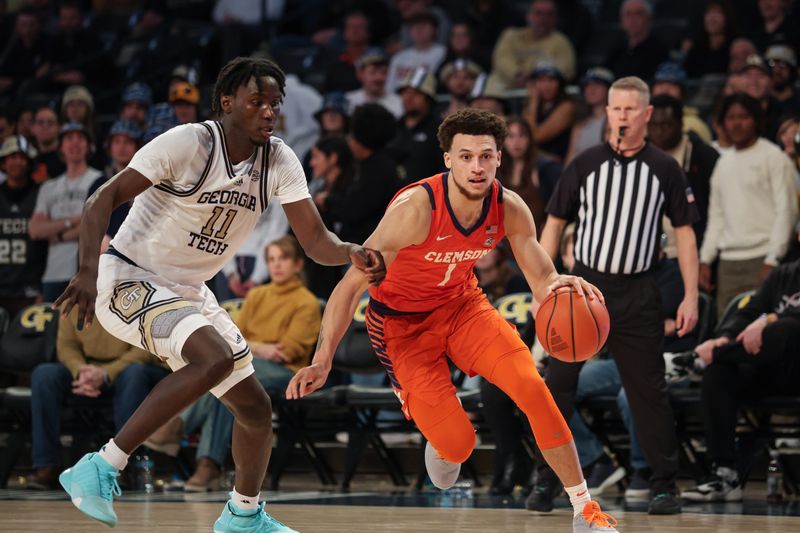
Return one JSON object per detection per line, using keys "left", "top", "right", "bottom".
{"left": 31, "top": 362, "right": 168, "bottom": 468}
{"left": 183, "top": 359, "right": 295, "bottom": 466}
{"left": 568, "top": 358, "right": 648, "bottom": 471}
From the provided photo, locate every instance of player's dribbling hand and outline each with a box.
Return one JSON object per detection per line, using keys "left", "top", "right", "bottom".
{"left": 544, "top": 274, "right": 605, "bottom": 304}
{"left": 52, "top": 267, "right": 98, "bottom": 330}
{"left": 285, "top": 363, "right": 330, "bottom": 400}
{"left": 350, "top": 246, "right": 386, "bottom": 285}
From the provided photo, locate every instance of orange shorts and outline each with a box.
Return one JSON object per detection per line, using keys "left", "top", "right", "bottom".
{"left": 365, "top": 288, "right": 528, "bottom": 418}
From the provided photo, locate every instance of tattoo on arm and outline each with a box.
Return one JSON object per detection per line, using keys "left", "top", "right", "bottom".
{"left": 314, "top": 325, "right": 325, "bottom": 355}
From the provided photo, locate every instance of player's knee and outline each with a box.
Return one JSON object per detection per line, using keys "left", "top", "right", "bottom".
{"left": 433, "top": 425, "right": 475, "bottom": 464}
{"left": 236, "top": 391, "right": 273, "bottom": 429}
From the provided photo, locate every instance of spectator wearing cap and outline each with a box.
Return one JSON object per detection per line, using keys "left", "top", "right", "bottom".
{"left": 467, "top": 73, "right": 508, "bottom": 117}
{"left": 385, "top": 11, "right": 446, "bottom": 94}
{"left": 0, "top": 135, "right": 48, "bottom": 317}
{"left": 682, "top": 0, "right": 734, "bottom": 79}
{"left": 566, "top": 67, "right": 613, "bottom": 163}
{"left": 119, "top": 82, "right": 153, "bottom": 130}
{"left": 29, "top": 122, "right": 102, "bottom": 302}
{"left": 169, "top": 81, "right": 200, "bottom": 124}
{"left": 739, "top": 54, "right": 784, "bottom": 141}
{"left": 60, "top": 84, "right": 96, "bottom": 140}
{"left": 0, "top": 7, "right": 47, "bottom": 96}
{"left": 88, "top": 120, "right": 141, "bottom": 254}
{"left": 389, "top": 67, "right": 443, "bottom": 181}
{"left": 314, "top": 92, "right": 350, "bottom": 139}
{"left": 766, "top": 45, "right": 800, "bottom": 108}
{"left": 491, "top": 0, "right": 576, "bottom": 88}
{"left": 30, "top": 105, "right": 64, "bottom": 183}
{"left": 605, "top": 0, "right": 669, "bottom": 80}
{"left": 700, "top": 93, "right": 798, "bottom": 317}
{"left": 523, "top": 64, "right": 575, "bottom": 162}
{"left": 647, "top": 95, "right": 720, "bottom": 251}
{"left": 438, "top": 58, "right": 483, "bottom": 118}
{"left": 346, "top": 48, "right": 403, "bottom": 118}
{"left": 316, "top": 103, "right": 401, "bottom": 246}
{"left": 651, "top": 62, "right": 713, "bottom": 143}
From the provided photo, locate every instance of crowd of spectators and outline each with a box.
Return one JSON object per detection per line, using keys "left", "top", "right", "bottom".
{"left": 0, "top": 0, "right": 799, "bottom": 500}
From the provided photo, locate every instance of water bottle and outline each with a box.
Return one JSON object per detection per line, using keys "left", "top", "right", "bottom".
{"left": 766, "top": 450, "right": 783, "bottom": 503}
{"left": 133, "top": 453, "right": 155, "bottom": 494}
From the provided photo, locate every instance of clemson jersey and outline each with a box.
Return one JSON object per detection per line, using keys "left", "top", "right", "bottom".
{"left": 369, "top": 172, "right": 505, "bottom": 313}
{"left": 110, "top": 121, "right": 310, "bottom": 285}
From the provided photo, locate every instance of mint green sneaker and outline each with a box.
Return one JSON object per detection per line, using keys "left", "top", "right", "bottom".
{"left": 213, "top": 500, "right": 298, "bottom": 533}
{"left": 59, "top": 452, "right": 121, "bottom": 527}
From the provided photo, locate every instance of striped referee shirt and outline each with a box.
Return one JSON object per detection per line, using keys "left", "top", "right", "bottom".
{"left": 547, "top": 143, "right": 698, "bottom": 275}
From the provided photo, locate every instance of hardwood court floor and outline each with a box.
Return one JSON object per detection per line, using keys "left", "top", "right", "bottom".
{"left": 3, "top": 501, "right": 800, "bottom": 532}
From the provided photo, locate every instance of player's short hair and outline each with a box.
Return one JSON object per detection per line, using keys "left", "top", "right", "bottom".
{"left": 610, "top": 76, "right": 650, "bottom": 106}
{"left": 717, "top": 92, "right": 764, "bottom": 136}
{"left": 651, "top": 94, "right": 683, "bottom": 122}
{"left": 437, "top": 108, "right": 508, "bottom": 152}
{"left": 212, "top": 57, "right": 287, "bottom": 117}
{"left": 266, "top": 235, "right": 304, "bottom": 263}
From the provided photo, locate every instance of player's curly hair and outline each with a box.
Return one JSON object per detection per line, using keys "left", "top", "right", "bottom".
{"left": 437, "top": 108, "right": 508, "bottom": 152}
{"left": 211, "top": 57, "right": 286, "bottom": 117}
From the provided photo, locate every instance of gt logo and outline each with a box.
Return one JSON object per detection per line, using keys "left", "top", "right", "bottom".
{"left": 119, "top": 287, "right": 142, "bottom": 310}
{"left": 20, "top": 305, "right": 55, "bottom": 333}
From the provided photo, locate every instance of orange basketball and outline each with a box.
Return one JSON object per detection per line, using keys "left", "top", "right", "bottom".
{"left": 535, "top": 286, "right": 610, "bottom": 363}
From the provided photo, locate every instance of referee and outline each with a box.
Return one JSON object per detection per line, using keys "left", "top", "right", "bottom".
{"left": 533, "top": 77, "right": 699, "bottom": 515}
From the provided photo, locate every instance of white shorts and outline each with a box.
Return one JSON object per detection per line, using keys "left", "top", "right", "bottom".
{"left": 95, "top": 253, "right": 254, "bottom": 397}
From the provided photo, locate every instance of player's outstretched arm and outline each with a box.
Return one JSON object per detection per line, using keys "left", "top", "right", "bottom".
{"left": 283, "top": 198, "right": 386, "bottom": 284}
{"left": 503, "top": 190, "right": 604, "bottom": 305}
{"left": 53, "top": 168, "right": 152, "bottom": 328}
{"left": 286, "top": 187, "right": 431, "bottom": 399}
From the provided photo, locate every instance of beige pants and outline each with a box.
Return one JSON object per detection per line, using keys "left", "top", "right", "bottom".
{"left": 716, "top": 256, "right": 765, "bottom": 319}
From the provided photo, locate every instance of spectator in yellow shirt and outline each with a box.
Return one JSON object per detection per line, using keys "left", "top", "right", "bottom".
{"left": 146, "top": 235, "right": 321, "bottom": 491}
{"left": 26, "top": 307, "right": 167, "bottom": 489}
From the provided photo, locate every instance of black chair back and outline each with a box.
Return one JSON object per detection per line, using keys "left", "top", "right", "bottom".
{"left": 334, "top": 292, "right": 382, "bottom": 373}
{"left": 0, "top": 304, "right": 59, "bottom": 374}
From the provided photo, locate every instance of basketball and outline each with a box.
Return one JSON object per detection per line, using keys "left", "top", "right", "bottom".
{"left": 535, "top": 286, "right": 610, "bottom": 363}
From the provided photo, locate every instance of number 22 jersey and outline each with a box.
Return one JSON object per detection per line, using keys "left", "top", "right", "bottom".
{"left": 111, "top": 121, "right": 310, "bottom": 285}
{"left": 369, "top": 172, "right": 505, "bottom": 313}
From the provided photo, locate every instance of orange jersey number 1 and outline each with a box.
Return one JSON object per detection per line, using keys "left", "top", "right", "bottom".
{"left": 437, "top": 263, "right": 457, "bottom": 287}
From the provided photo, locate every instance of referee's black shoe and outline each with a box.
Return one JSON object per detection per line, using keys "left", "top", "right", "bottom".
{"left": 525, "top": 468, "right": 562, "bottom": 513}
{"left": 648, "top": 491, "right": 682, "bottom": 515}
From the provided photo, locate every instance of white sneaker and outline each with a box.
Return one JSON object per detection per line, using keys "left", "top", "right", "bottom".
{"left": 573, "top": 501, "right": 619, "bottom": 532}
{"left": 682, "top": 467, "right": 743, "bottom": 502}
{"left": 424, "top": 441, "right": 460, "bottom": 489}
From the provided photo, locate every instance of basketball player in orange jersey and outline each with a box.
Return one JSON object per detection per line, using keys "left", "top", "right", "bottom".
{"left": 287, "top": 109, "right": 619, "bottom": 532}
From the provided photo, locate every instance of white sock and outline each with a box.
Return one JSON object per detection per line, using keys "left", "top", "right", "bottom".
{"left": 98, "top": 439, "right": 129, "bottom": 470}
{"left": 565, "top": 480, "right": 592, "bottom": 517}
{"left": 231, "top": 487, "right": 260, "bottom": 511}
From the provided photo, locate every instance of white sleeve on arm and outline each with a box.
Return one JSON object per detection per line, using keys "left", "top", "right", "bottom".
{"left": 33, "top": 180, "right": 54, "bottom": 215}
{"left": 272, "top": 141, "right": 311, "bottom": 205}
{"left": 766, "top": 154, "right": 800, "bottom": 266}
{"left": 127, "top": 125, "right": 200, "bottom": 186}
{"left": 699, "top": 163, "right": 724, "bottom": 264}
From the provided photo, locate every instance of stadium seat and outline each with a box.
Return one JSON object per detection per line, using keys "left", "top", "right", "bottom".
{"left": 0, "top": 303, "right": 59, "bottom": 376}
{"left": 220, "top": 298, "right": 245, "bottom": 323}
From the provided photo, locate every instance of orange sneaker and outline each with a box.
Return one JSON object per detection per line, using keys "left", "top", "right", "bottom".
{"left": 573, "top": 501, "right": 619, "bottom": 532}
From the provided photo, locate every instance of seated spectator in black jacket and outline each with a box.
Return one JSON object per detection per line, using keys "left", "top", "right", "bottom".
{"left": 682, "top": 259, "right": 800, "bottom": 503}
{"left": 0, "top": 136, "right": 47, "bottom": 318}
{"left": 315, "top": 103, "right": 401, "bottom": 246}
{"left": 389, "top": 67, "right": 443, "bottom": 181}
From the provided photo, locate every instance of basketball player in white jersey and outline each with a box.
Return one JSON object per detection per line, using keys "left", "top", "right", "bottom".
{"left": 53, "top": 57, "right": 385, "bottom": 533}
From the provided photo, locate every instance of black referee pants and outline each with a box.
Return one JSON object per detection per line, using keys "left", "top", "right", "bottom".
{"left": 537, "top": 262, "right": 679, "bottom": 494}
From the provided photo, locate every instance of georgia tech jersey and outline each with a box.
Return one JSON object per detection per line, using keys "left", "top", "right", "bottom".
{"left": 110, "top": 121, "right": 310, "bottom": 285}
